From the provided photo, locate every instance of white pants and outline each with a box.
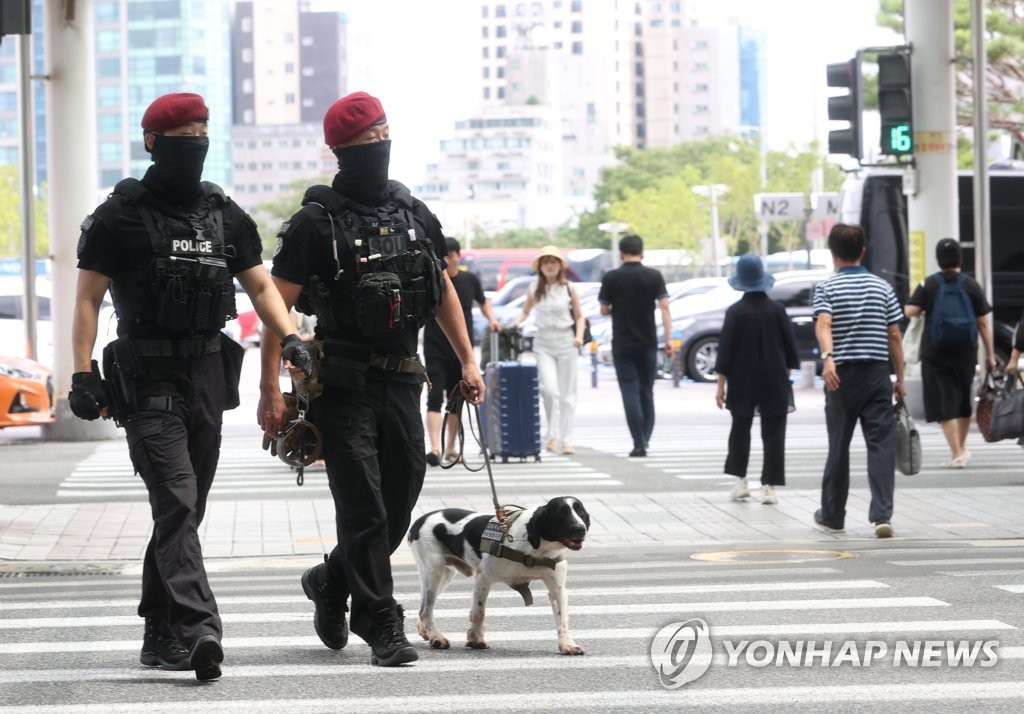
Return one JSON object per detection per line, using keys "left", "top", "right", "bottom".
{"left": 533, "top": 329, "right": 578, "bottom": 447}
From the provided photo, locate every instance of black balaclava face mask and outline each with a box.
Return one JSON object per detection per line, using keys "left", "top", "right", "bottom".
{"left": 332, "top": 139, "right": 391, "bottom": 205}
{"left": 144, "top": 134, "right": 209, "bottom": 206}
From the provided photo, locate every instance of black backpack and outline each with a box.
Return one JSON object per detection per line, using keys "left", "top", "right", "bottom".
{"left": 930, "top": 272, "right": 977, "bottom": 346}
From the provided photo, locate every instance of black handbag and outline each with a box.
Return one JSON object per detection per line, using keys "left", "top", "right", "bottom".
{"left": 989, "top": 373, "right": 1024, "bottom": 442}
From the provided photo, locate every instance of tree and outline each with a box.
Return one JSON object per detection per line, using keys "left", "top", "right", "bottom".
{"left": 251, "top": 178, "right": 314, "bottom": 258}
{"left": 877, "top": 0, "right": 1024, "bottom": 150}
{"left": 576, "top": 136, "right": 844, "bottom": 257}
{"left": 0, "top": 165, "right": 49, "bottom": 258}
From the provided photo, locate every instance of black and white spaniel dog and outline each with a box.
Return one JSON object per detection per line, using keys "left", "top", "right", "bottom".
{"left": 407, "top": 496, "right": 590, "bottom": 655}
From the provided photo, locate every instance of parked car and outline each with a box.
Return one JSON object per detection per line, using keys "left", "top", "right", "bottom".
{"left": 0, "top": 355, "right": 54, "bottom": 428}
{"left": 0, "top": 277, "right": 115, "bottom": 368}
{"left": 596, "top": 270, "right": 833, "bottom": 383}
{"left": 673, "top": 270, "right": 833, "bottom": 383}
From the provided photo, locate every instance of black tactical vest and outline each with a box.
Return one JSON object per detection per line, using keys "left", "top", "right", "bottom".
{"left": 107, "top": 178, "right": 237, "bottom": 335}
{"left": 293, "top": 181, "right": 444, "bottom": 339}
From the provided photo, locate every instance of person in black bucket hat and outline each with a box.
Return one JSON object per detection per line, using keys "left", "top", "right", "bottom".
{"left": 715, "top": 254, "right": 799, "bottom": 505}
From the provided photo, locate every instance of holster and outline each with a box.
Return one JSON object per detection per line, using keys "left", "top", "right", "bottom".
{"left": 219, "top": 332, "right": 245, "bottom": 410}
{"left": 101, "top": 337, "right": 143, "bottom": 424}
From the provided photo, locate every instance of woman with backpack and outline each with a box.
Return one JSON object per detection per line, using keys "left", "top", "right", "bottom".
{"left": 509, "top": 245, "right": 587, "bottom": 455}
{"left": 905, "top": 238, "right": 996, "bottom": 468}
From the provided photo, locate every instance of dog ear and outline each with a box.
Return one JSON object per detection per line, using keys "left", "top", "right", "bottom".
{"left": 525, "top": 508, "right": 543, "bottom": 549}
{"left": 573, "top": 499, "right": 591, "bottom": 530}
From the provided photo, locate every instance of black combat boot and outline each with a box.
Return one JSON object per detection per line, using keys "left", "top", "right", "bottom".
{"left": 189, "top": 634, "right": 223, "bottom": 681}
{"left": 367, "top": 599, "right": 418, "bottom": 667}
{"left": 300, "top": 554, "right": 349, "bottom": 650}
{"left": 139, "top": 617, "right": 191, "bottom": 671}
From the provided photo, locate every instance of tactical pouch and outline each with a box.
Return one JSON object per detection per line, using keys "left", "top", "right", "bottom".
{"left": 317, "top": 338, "right": 371, "bottom": 393}
{"left": 355, "top": 272, "right": 403, "bottom": 337}
{"left": 155, "top": 275, "right": 191, "bottom": 331}
{"left": 219, "top": 332, "right": 245, "bottom": 410}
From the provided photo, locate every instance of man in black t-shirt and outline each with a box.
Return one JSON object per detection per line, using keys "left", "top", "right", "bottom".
{"left": 257, "top": 92, "right": 483, "bottom": 668}
{"left": 905, "top": 238, "right": 995, "bottom": 468}
{"left": 423, "top": 237, "right": 501, "bottom": 465}
{"left": 598, "top": 234, "right": 673, "bottom": 457}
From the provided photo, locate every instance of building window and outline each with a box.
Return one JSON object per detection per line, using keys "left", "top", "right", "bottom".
{"left": 497, "top": 66, "right": 504, "bottom": 78}
{"left": 482, "top": 47, "right": 489, "bottom": 59}
{"left": 302, "top": 66, "right": 314, "bottom": 76}
{"left": 285, "top": 93, "right": 296, "bottom": 104}
{"left": 496, "top": 45, "right": 506, "bottom": 58}
{"left": 482, "top": 27, "right": 489, "bottom": 38}
{"left": 155, "top": 56, "right": 181, "bottom": 74}
{"left": 97, "top": 58, "right": 120, "bottom": 78}
{"left": 301, "top": 36, "right": 313, "bottom": 46}
{"left": 99, "top": 169, "right": 122, "bottom": 188}
{"left": 94, "top": 2, "right": 119, "bottom": 22}
{"left": 483, "top": 87, "right": 490, "bottom": 99}
{"left": 98, "top": 141, "right": 122, "bottom": 161}
{"left": 496, "top": 4, "right": 506, "bottom": 17}
{"left": 242, "top": 48, "right": 253, "bottom": 62}
{"left": 96, "top": 30, "right": 120, "bottom": 51}
{"left": 284, "top": 62, "right": 295, "bottom": 73}
{"left": 482, "top": 67, "right": 490, "bottom": 79}
{"left": 571, "top": 41, "right": 582, "bottom": 54}
{"left": 497, "top": 87, "right": 505, "bottom": 99}
{"left": 496, "top": 25, "right": 506, "bottom": 37}
{"left": 571, "top": 0, "right": 581, "bottom": 11}
{"left": 98, "top": 113, "right": 122, "bottom": 134}
{"left": 571, "top": 20, "right": 582, "bottom": 33}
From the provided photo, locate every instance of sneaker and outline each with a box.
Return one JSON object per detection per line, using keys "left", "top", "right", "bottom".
{"left": 425, "top": 451, "right": 440, "bottom": 467}
{"left": 140, "top": 618, "right": 192, "bottom": 671}
{"left": 300, "top": 555, "right": 349, "bottom": 650}
{"left": 367, "top": 601, "right": 418, "bottom": 667}
{"left": 759, "top": 484, "right": 778, "bottom": 505}
{"left": 546, "top": 438, "right": 560, "bottom": 453}
{"left": 189, "top": 634, "right": 223, "bottom": 681}
{"left": 874, "top": 522, "right": 894, "bottom": 538}
{"left": 729, "top": 479, "right": 750, "bottom": 500}
{"left": 628, "top": 447, "right": 646, "bottom": 457}
{"left": 813, "top": 509, "right": 845, "bottom": 533}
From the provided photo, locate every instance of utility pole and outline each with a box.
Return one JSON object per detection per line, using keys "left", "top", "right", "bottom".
{"left": 970, "top": 0, "right": 991, "bottom": 305}
{"left": 42, "top": 0, "right": 113, "bottom": 441}
{"left": 904, "top": 0, "right": 959, "bottom": 282}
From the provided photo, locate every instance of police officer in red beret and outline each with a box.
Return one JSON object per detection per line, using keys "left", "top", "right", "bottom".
{"left": 257, "top": 91, "right": 484, "bottom": 666}
{"left": 71, "top": 92, "right": 311, "bottom": 680}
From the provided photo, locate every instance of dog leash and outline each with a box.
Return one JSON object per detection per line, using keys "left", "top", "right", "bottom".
{"left": 442, "top": 381, "right": 510, "bottom": 525}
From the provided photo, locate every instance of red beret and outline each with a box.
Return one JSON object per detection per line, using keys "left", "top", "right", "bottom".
{"left": 141, "top": 93, "right": 209, "bottom": 133}
{"left": 323, "top": 91, "right": 386, "bottom": 147}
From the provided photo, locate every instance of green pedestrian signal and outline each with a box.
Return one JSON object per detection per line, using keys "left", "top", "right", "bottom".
{"left": 877, "top": 51, "right": 913, "bottom": 156}
{"left": 886, "top": 123, "right": 913, "bottom": 154}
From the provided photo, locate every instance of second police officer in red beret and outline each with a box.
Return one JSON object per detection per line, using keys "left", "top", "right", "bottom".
{"left": 70, "top": 92, "right": 312, "bottom": 681}
{"left": 258, "top": 91, "right": 485, "bottom": 666}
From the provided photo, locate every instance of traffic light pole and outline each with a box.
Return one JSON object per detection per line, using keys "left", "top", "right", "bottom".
{"left": 902, "top": 0, "right": 958, "bottom": 421}
{"left": 904, "top": 0, "right": 959, "bottom": 283}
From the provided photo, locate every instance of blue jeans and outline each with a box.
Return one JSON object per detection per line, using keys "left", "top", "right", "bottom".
{"left": 612, "top": 347, "right": 658, "bottom": 450}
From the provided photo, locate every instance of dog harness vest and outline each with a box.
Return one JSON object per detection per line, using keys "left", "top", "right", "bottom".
{"left": 479, "top": 509, "right": 563, "bottom": 607}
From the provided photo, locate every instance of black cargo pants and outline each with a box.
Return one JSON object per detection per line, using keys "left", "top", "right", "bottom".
{"left": 308, "top": 372, "right": 426, "bottom": 640}
{"left": 125, "top": 351, "right": 225, "bottom": 649}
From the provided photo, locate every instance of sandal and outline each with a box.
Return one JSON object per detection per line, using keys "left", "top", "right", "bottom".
{"left": 444, "top": 452, "right": 461, "bottom": 465}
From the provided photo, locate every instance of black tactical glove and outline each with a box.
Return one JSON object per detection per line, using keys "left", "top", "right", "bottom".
{"left": 281, "top": 334, "right": 312, "bottom": 378}
{"left": 68, "top": 360, "right": 107, "bottom": 421}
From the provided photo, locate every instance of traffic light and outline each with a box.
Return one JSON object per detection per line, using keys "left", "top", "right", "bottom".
{"left": 878, "top": 51, "right": 913, "bottom": 156}
{"left": 826, "top": 54, "right": 863, "bottom": 159}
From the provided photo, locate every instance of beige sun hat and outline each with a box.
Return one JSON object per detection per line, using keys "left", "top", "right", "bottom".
{"left": 531, "top": 245, "right": 567, "bottom": 272}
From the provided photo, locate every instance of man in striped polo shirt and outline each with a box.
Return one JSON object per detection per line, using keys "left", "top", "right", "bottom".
{"left": 812, "top": 224, "right": 906, "bottom": 538}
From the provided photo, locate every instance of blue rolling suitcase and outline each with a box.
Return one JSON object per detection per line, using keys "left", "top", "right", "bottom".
{"left": 481, "top": 334, "right": 541, "bottom": 463}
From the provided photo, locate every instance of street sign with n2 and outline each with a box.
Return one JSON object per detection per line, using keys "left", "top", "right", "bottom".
{"left": 754, "top": 193, "right": 805, "bottom": 222}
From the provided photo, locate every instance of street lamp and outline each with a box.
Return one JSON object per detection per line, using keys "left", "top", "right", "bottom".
{"left": 598, "top": 221, "right": 629, "bottom": 269}
{"left": 691, "top": 184, "right": 729, "bottom": 277}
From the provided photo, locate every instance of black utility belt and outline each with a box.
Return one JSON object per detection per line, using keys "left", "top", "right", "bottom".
{"left": 134, "top": 334, "right": 222, "bottom": 358}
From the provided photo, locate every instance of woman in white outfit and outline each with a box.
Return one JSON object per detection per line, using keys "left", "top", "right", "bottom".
{"left": 511, "top": 245, "right": 586, "bottom": 455}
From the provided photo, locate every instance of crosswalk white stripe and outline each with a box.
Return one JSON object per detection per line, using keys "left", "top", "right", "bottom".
{"left": 0, "top": 622, "right": 1015, "bottom": 656}
{"left": 994, "top": 584, "right": 1024, "bottom": 593}
{"left": 0, "top": 566, "right": 844, "bottom": 591}
{"left": 0, "top": 580, "right": 891, "bottom": 611}
{"left": 0, "top": 597, "right": 949, "bottom": 629}
{"left": 890, "top": 558, "right": 1024, "bottom": 566}
{"left": 2, "top": 682, "right": 1022, "bottom": 713}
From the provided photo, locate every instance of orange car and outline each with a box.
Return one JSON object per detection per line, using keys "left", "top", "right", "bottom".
{"left": 0, "top": 355, "right": 55, "bottom": 428}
